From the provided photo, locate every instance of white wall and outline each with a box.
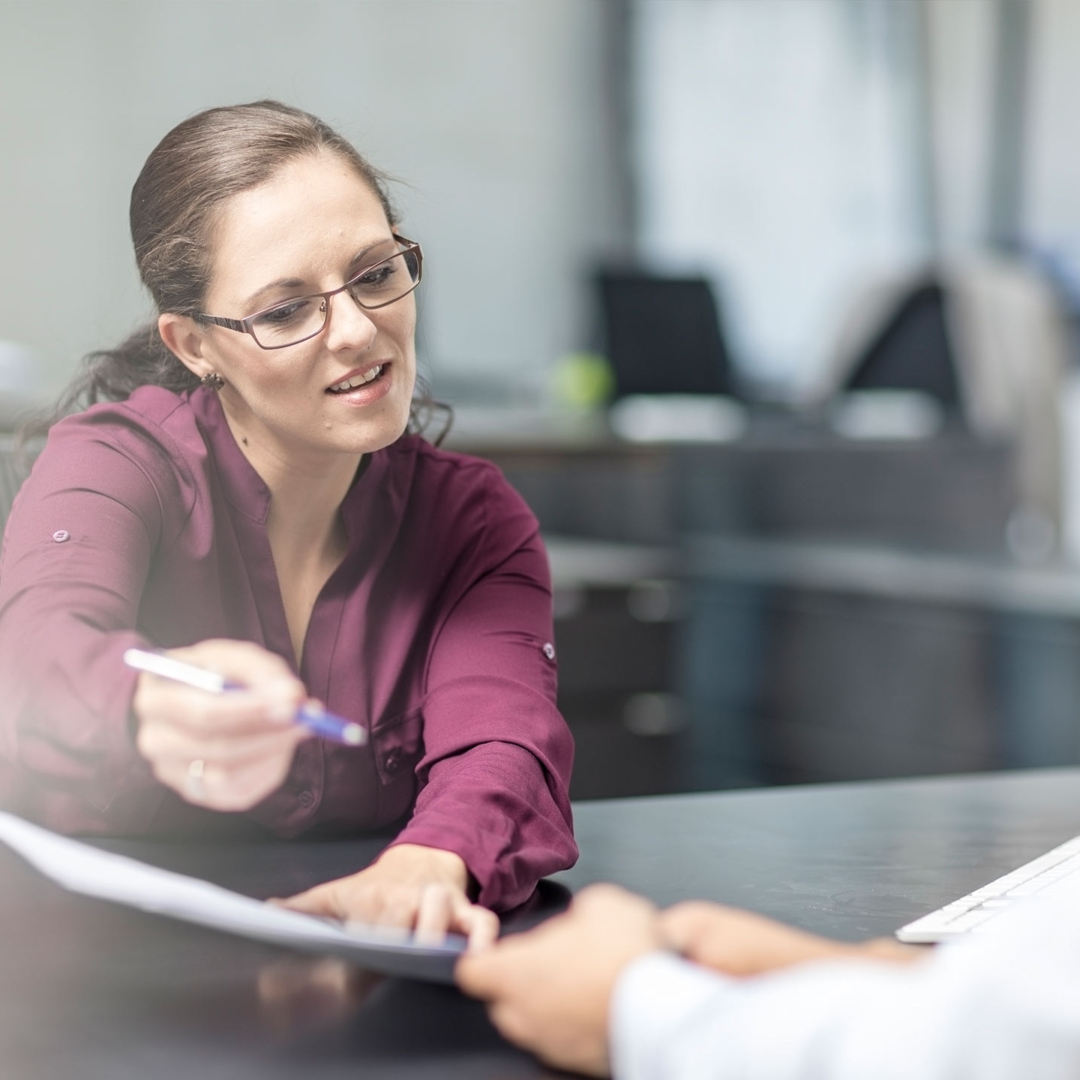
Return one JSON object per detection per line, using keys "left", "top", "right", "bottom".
{"left": 0, "top": 0, "right": 624, "bottom": 398}
{"left": 1025, "top": 0, "right": 1080, "bottom": 265}
{"left": 923, "top": 0, "right": 997, "bottom": 255}
{"left": 633, "top": 0, "right": 930, "bottom": 398}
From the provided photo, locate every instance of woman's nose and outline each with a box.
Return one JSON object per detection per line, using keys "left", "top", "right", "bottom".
{"left": 323, "top": 291, "right": 378, "bottom": 352}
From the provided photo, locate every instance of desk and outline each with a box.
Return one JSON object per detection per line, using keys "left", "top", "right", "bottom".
{"left": 448, "top": 424, "right": 1016, "bottom": 551}
{"left": 3, "top": 768, "right": 1080, "bottom": 1078}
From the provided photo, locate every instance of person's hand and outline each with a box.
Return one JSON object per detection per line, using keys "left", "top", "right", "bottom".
{"left": 279, "top": 843, "right": 500, "bottom": 950}
{"left": 660, "top": 901, "right": 922, "bottom": 978}
{"left": 133, "top": 638, "right": 311, "bottom": 811}
{"left": 456, "top": 884, "right": 662, "bottom": 1077}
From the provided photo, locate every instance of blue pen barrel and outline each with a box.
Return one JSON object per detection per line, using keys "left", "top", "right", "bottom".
{"left": 298, "top": 705, "right": 367, "bottom": 746}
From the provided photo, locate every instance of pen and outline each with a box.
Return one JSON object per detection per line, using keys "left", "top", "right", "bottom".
{"left": 122, "top": 648, "right": 367, "bottom": 747}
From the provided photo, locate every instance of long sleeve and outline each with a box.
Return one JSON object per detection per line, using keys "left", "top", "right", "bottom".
{"left": 0, "top": 412, "right": 187, "bottom": 831}
{"left": 611, "top": 876, "right": 1080, "bottom": 1080}
{"left": 388, "top": 472, "right": 578, "bottom": 910}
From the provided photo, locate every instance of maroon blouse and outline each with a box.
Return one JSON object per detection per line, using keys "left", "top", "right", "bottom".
{"left": 0, "top": 386, "right": 577, "bottom": 910}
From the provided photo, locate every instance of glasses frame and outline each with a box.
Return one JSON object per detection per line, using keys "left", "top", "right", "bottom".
{"left": 196, "top": 234, "right": 423, "bottom": 350}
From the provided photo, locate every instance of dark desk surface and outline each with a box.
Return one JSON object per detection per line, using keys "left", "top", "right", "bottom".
{"left": 4, "top": 768, "right": 1080, "bottom": 1079}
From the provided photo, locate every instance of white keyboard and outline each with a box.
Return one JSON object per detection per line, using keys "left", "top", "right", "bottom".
{"left": 896, "top": 834, "right": 1080, "bottom": 944}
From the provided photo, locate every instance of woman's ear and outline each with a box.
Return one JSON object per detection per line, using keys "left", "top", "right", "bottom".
{"left": 158, "top": 313, "right": 212, "bottom": 380}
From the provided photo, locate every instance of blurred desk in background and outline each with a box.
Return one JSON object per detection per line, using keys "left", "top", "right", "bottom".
{"left": 686, "top": 534, "right": 1080, "bottom": 618}
{"left": 545, "top": 536, "right": 682, "bottom": 800}
{"left": 682, "top": 536, "right": 1080, "bottom": 790}
{"left": 447, "top": 416, "right": 1018, "bottom": 552}
{"left": 546, "top": 530, "right": 1080, "bottom": 799}
{"left": 473, "top": 411, "right": 1079, "bottom": 801}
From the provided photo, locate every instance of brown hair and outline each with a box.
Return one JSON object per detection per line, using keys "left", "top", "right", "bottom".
{"left": 27, "top": 100, "right": 446, "bottom": 441}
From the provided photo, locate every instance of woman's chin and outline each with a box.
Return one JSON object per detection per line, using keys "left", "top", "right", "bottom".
{"left": 334, "top": 406, "right": 413, "bottom": 456}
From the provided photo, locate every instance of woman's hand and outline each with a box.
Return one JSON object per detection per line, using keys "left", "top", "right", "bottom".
{"left": 456, "top": 884, "right": 662, "bottom": 1078}
{"left": 660, "top": 901, "right": 923, "bottom": 977}
{"left": 280, "top": 843, "right": 500, "bottom": 950}
{"left": 133, "top": 638, "right": 311, "bottom": 812}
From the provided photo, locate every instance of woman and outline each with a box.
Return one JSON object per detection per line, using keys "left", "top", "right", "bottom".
{"left": 0, "top": 100, "right": 577, "bottom": 945}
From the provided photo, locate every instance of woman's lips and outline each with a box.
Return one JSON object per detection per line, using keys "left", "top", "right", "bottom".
{"left": 325, "top": 362, "right": 393, "bottom": 406}
{"left": 326, "top": 361, "right": 387, "bottom": 393}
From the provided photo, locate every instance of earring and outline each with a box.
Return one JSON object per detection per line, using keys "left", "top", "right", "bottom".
{"left": 201, "top": 372, "right": 225, "bottom": 391}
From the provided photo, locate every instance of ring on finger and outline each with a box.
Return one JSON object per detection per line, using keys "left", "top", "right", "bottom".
{"left": 185, "top": 758, "right": 206, "bottom": 800}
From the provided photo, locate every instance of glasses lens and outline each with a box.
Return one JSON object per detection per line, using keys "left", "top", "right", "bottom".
{"left": 347, "top": 250, "right": 421, "bottom": 309}
{"left": 246, "top": 247, "right": 420, "bottom": 348}
{"left": 250, "top": 296, "right": 327, "bottom": 348}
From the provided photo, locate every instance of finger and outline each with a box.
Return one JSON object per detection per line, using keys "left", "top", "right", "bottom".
{"left": 415, "top": 884, "right": 454, "bottom": 946}
{"left": 449, "top": 895, "right": 501, "bottom": 952}
{"left": 154, "top": 747, "right": 293, "bottom": 811}
{"left": 374, "top": 888, "right": 421, "bottom": 931}
{"left": 659, "top": 901, "right": 722, "bottom": 953}
{"left": 140, "top": 723, "right": 304, "bottom": 804}
{"left": 136, "top": 678, "right": 301, "bottom": 738}
{"left": 167, "top": 640, "right": 306, "bottom": 721}
{"left": 170, "top": 639, "right": 296, "bottom": 687}
{"left": 194, "top": 748, "right": 302, "bottom": 811}
{"left": 138, "top": 716, "right": 306, "bottom": 769}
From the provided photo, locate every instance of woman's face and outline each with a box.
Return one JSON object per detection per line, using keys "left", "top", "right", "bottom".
{"left": 188, "top": 152, "right": 416, "bottom": 467}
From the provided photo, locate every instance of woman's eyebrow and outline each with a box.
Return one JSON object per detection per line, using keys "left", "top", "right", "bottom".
{"left": 242, "top": 277, "right": 306, "bottom": 311}
{"left": 347, "top": 238, "right": 396, "bottom": 270}
{"left": 241, "top": 240, "right": 395, "bottom": 310}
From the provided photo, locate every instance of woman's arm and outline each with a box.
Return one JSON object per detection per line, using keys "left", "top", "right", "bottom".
{"left": 0, "top": 423, "right": 167, "bottom": 829}
{"left": 385, "top": 481, "right": 577, "bottom": 911}
{"left": 0, "top": 416, "right": 310, "bottom": 830}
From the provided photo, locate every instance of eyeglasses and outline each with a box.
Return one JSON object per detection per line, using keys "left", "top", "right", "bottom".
{"left": 196, "top": 234, "right": 423, "bottom": 350}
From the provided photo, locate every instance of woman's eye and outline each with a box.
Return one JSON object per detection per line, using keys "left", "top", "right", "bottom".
{"left": 255, "top": 299, "right": 311, "bottom": 325}
{"left": 356, "top": 264, "right": 395, "bottom": 288}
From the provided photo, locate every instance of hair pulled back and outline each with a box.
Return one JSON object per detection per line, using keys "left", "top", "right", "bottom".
{"left": 29, "top": 100, "right": 446, "bottom": 441}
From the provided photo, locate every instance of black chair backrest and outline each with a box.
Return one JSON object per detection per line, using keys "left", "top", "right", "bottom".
{"left": 597, "top": 271, "right": 736, "bottom": 398}
{"left": 844, "top": 281, "right": 962, "bottom": 410}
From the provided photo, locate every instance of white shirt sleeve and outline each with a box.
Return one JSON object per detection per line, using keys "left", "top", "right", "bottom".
{"left": 610, "top": 875, "right": 1080, "bottom": 1080}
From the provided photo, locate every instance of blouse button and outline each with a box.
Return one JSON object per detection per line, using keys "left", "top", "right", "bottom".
{"left": 383, "top": 748, "right": 402, "bottom": 775}
{"left": 542, "top": 642, "right": 556, "bottom": 661}
{"left": 51, "top": 530, "right": 70, "bottom": 543}
{"left": 297, "top": 790, "right": 315, "bottom": 809}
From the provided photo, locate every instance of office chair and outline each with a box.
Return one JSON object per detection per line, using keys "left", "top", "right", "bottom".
{"left": 596, "top": 270, "right": 737, "bottom": 398}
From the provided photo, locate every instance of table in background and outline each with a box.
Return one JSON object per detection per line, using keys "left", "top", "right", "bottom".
{"left": 3, "top": 768, "right": 1080, "bottom": 1079}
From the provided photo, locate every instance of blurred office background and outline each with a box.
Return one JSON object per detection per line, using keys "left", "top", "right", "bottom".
{"left": 4, "top": 0, "right": 1080, "bottom": 798}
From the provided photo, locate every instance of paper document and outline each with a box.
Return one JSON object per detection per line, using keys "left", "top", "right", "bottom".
{"left": 0, "top": 811, "right": 465, "bottom": 983}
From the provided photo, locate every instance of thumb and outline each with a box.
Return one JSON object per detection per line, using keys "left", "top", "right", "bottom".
{"left": 271, "top": 881, "right": 345, "bottom": 920}
{"left": 450, "top": 895, "right": 501, "bottom": 952}
{"left": 455, "top": 945, "right": 510, "bottom": 999}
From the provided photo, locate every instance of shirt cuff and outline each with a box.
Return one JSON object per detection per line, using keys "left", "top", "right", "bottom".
{"left": 611, "top": 951, "right": 736, "bottom": 1080}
